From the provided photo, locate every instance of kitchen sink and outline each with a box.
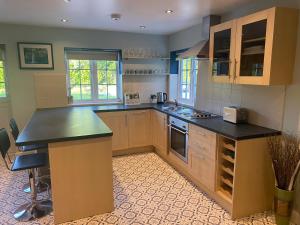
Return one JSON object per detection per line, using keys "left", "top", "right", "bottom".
{"left": 162, "top": 106, "right": 187, "bottom": 112}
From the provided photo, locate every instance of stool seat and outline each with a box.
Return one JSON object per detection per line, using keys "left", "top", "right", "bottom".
{"left": 11, "top": 153, "right": 48, "bottom": 171}
{"left": 19, "top": 143, "right": 48, "bottom": 152}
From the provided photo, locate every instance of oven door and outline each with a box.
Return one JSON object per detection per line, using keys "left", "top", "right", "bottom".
{"left": 169, "top": 124, "right": 188, "bottom": 163}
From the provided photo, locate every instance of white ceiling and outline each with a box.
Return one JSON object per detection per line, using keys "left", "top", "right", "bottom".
{"left": 0, "top": 0, "right": 281, "bottom": 35}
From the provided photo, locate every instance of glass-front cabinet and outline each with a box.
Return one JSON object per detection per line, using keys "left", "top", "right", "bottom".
{"left": 210, "top": 21, "right": 236, "bottom": 83}
{"left": 234, "top": 9, "right": 270, "bottom": 85}
{"left": 209, "top": 7, "right": 299, "bottom": 86}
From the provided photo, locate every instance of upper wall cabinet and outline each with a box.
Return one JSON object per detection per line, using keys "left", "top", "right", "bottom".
{"left": 210, "top": 20, "right": 236, "bottom": 83}
{"left": 210, "top": 7, "right": 299, "bottom": 86}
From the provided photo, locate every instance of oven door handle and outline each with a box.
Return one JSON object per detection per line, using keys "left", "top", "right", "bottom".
{"left": 168, "top": 124, "right": 189, "bottom": 135}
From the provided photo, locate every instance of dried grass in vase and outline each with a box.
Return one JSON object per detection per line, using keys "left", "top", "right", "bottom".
{"left": 268, "top": 134, "right": 300, "bottom": 191}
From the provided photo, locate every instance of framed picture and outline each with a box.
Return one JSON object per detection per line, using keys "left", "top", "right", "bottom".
{"left": 18, "top": 42, "right": 54, "bottom": 69}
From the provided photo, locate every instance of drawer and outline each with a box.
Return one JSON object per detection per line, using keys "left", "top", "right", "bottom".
{"left": 189, "top": 124, "right": 216, "bottom": 142}
{"left": 188, "top": 143, "right": 216, "bottom": 161}
{"left": 189, "top": 150, "right": 216, "bottom": 191}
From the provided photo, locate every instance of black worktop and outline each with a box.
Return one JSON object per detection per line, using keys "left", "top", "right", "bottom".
{"left": 16, "top": 107, "right": 112, "bottom": 146}
{"left": 16, "top": 103, "right": 280, "bottom": 146}
{"left": 91, "top": 103, "right": 281, "bottom": 140}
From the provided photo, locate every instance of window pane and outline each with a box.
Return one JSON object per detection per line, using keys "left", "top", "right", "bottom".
{"left": 182, "top": 70, "right": 187, "bottom": 84}
{"left": 69, "top": 70, "right": 80, "bottom": 84}
{"left": 186, "top": 70, "right": 191, "bottom": 84}
{"left": 108, "top": 85, "right": 117, "bottom": 99}
{"left": 80, "top": 70, "right": 91, "bottom": 84}
{"left": 181, "top": 85, "right": 187, "bottom": 99}
{"left": 79, "top": 60, "right": 90, "bottom": 69}
{"left": 0, "top": 83, "right": 6, "bottom": 97}
{"left": 97, "top": 61, "right": 106, "bottom": 70}
{"left": 107, "top": 61, "right": 117, "bottom": 71}
{"left": 107, "top": 70, "right": 116, "bottom": 84}
{"left": 0, "top": 68, "right": 4, "bottom": 82}
{"left": 81, "top": 85, "right": 92, "bottom": 100}
{"left": 69, "top": 60, "right": 80, "bottom": 69}
{"left": 98, "top": 85, "right": 108, "bottom": 99}
{"left": 98, "top": 70, "right": 107, "bottom": 84}
{"left": 71, "top": 85, "right": 81, "bottom": 100}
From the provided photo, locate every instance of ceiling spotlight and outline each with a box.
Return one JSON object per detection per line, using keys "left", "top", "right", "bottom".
{"left": 165, "top": 9, "right": 174, "bottom": 14}
{"left": 64, "top": 0, "right": 71, "bottom": 3}
{"left": 139, "top": 25, "right": 146, "bottom": 29}
{"left": 111, "top": 13, "right": 121, "bottom": 21}
{"left": 61, "top": 18, "right": 69, "bottom": 23}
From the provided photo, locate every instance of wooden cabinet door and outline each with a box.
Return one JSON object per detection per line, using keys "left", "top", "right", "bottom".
{"left": 97, "top": 112, "right": 128, "bottom": 151}
{"left": 234, "top": 8, "right": 273, "bottom": 85}
{"left": 127, "top": 110, "right": 151, "bottom": 148}
{"left": 151, "top": 110, "right": 167, "bottom": 155}
{"left": 188, "top": 124, "right": 217, "bottom": 191}
{"left": 210, "top": 20, "right": 236, "bottom": 83}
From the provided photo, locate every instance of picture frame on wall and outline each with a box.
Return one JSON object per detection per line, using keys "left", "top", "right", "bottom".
{"left": 18, "top": 42, "right": 54, "bottom": 69}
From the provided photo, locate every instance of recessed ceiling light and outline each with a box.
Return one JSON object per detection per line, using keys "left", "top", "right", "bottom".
{"left": 165, "top": 9, "right": 174, "bottom": 14}
{"left": 64, "top": 0, "right": 71, "bottom": 3}
{"left": 139, "top": 25, "right": 146, "bottom": 29}
{"left": 61, "top": 18, "right": 69, "bottom": 23}
{"left": 111, "top": 13, "right": 121, "bottom": 21}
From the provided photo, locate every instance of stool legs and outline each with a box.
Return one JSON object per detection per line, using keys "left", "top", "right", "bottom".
{"left": 13, "top": 168, "right": 52, "bottom": 222}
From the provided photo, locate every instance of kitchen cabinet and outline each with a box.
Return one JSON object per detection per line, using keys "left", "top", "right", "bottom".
{"left": 216, "top": 135, "right": 274, "bottom": 219}
{"left": 97, "top": 112, "right": 128, "bottom": 151}
{"left": 151, "top": 110, "right": 168, "bottom": 156}
{"left": 127, "top": 110, "right": 151, "bottom": 148}
{"left": 210, "top": 20, "right": 236, "bottom": 83}
{"left": 188, "top": 124, "right": 216, "bottom": 191}
{"left": 210, "top": 7, "right": 299, "bottom": 85}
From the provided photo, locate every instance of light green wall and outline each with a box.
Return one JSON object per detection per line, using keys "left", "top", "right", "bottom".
{"left": 0, "top": 24, "right": 168, "bottom": 128}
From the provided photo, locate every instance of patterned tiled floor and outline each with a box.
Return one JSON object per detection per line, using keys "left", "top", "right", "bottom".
{"left": 0, "top": 152, "right": 276, "bottom": 225}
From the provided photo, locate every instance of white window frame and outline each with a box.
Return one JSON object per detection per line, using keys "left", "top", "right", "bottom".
{"left": 66, "top": 57, "right": 123, "bottom": 104}
{"left": 177, "top": 58, "right": 198, "bottom": 106}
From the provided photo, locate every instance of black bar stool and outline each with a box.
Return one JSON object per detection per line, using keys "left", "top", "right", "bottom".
{"left": 9, "top": 118, "right": 49, "bottom": 193}
{"left": 0, "top": 128, "right": 52, "bottom": 222}
{"left": 9, "top": 118, "right": 48, "bottom": 152}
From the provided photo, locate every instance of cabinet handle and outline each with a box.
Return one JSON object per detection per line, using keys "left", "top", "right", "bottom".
{"left": 233, "top": 59, "right": 238, "bottom": 82}
{"left": 164, "top": 117, "right": 166, "bottom": 130}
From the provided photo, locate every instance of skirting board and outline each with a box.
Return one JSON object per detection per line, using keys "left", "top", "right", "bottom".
{"left": 112, "top": 146, "right": 154, "bottom": 156}
{"left": 291, "top": 209, "right": 300, "bottom": 224}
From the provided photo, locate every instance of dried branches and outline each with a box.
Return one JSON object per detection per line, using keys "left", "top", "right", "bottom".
{"left": 268, "top": 134, "right": 300, "bottom": 191}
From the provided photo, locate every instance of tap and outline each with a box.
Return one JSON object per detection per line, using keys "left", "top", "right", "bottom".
{"left": 174, "top": 99, "right": 178, "bottom": 107}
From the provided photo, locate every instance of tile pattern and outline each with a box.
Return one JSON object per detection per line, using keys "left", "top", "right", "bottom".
{"left": 0, "top": 153, "right": 276, "bottom": 225}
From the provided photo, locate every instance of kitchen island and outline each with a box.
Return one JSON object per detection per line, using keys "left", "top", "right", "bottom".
{"left": 16, "top": 107, "right": 114, "bottom": 224}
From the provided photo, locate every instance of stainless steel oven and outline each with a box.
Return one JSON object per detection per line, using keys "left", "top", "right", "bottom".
{"left": 168, "top": 116, "right": 189, "bottom": 163}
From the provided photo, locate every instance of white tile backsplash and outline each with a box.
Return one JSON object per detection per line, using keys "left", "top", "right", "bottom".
{"left": 123, "top": 75, "right": 168, "bottom": 103}
{"left": 195, "top": 66, "right": 285, "bottom": 130}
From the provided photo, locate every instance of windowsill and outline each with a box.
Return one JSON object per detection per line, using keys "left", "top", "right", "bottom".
{"left": 69, "top": 100, "right": 123, "bottom": 107}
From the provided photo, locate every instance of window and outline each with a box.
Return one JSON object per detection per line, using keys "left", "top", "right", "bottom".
{"left": 0, "top": 46, "right": 7, "bottom": 98}
{"left": 178, "top": 58, "right": 198, "bottom": 106}
{"left": 66, "top": 49, "right": 122, "bottom": 103}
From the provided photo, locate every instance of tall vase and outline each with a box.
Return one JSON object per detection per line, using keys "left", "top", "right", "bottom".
{"left": 274, "top": 187, "right": 294, "bottom": 225}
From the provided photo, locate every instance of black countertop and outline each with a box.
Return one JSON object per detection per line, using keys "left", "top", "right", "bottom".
{"left": 16, "top": 107, "right": 112, "bottom": 146}
{"left": 16, "top": 103, "right": 280, "bottom": 146}
{"left": 91, "top": 103, "right": 281, "bottom": 140}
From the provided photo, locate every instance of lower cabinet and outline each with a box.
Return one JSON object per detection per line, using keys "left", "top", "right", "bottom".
{"left": 97, "top": 112, "right": 128, "bottom": 151}
{"left": 97, "top": 110, "right": 151, "bottom": 151}
{"left": 127, "top": 110, "right": 151, "bottom": 148}
{"left": 188, "top": 124, "right": 217, "bottom": 192}
{"left": 151, "top": 110, "right": 168, "bottom": 156}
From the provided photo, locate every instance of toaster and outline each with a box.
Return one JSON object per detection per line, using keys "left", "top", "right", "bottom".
{"left": 223, "top": 106, "right": 248, "bottom": 124}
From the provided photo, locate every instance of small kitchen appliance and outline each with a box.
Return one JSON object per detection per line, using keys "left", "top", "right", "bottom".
{"left": 223, "top": 106, "right": 248, "bottom": 124}
{"left": 157, "top": 92, "right": 167, "bottom": 104}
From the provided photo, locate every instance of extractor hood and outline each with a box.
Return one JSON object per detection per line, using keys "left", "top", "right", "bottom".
{"left": 177, "top": 15, "right": 221, "bottom": 60}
